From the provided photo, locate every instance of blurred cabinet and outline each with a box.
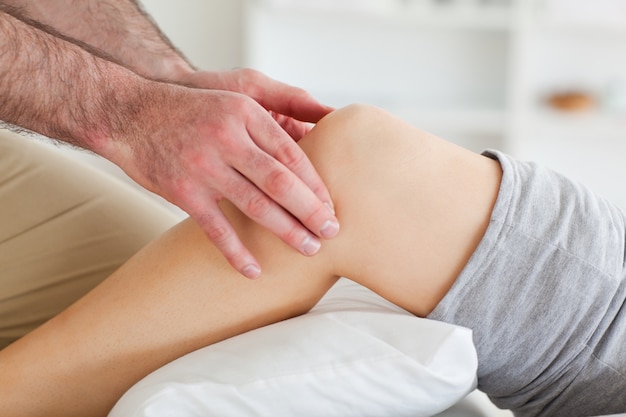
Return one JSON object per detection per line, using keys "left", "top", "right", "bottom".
{"left": 243, "top": 0, "right": 626, "bottom": 209}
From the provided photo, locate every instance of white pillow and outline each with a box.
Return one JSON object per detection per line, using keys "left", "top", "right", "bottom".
{"left": 109, "top": 279, "right": 477, "bottom": 417}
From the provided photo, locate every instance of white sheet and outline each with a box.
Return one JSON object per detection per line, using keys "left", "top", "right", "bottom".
{"left": 109, "top": 279, "right": 481, "bottom": 417}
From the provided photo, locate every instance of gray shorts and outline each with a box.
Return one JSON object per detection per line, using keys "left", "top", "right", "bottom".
{"left": 428, "top": 150, "right": 626, "bottom": 417}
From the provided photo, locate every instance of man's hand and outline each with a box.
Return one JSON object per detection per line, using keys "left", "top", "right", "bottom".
{"left": 105, "top": 85, "right": 339, "bottom": 279}
{"left": 179, "top": 68, "right": 334, "bottom": 140}
{"left": 151, "top": 68, "right": 338, "bottom": 278}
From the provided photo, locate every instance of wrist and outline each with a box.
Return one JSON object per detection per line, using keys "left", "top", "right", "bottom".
{"left": 86, "top": 70, "right": 157, "bottom": 162}
{"left": 89, "top": 72, "right": 191, "bottom": 182}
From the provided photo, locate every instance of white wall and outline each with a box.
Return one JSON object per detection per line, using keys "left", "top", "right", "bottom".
{"left": 140, "top": 0, "right": 244, "bottom": 71}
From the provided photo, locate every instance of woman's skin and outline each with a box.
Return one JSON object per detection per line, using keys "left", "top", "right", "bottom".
{"left": 0, "top": 104, "right": 502, "bottom": 417}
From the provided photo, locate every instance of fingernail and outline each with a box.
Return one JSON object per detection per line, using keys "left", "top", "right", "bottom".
{"left": 242, "top": 264, "right": 261, "bottom": 279}
{"left": 324, "top": 202, "right": 335, "bottom": 215}
{"left": 301, "top": 235, "right": 321, "bottom": 256}
{"left": 320, "top": 220, "right": 340, "bottom": 239}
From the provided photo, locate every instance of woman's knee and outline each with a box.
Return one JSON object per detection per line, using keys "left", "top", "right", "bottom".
{"left": 297, "top": 104, "right": 435, "bottom": 275}
{"left": 297, "top": 105, "right": 502, "bottom": 315}
{"left": 299, "top": 104, "right": 430, "bottom": 193}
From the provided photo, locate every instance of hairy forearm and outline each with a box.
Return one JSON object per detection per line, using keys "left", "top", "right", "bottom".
{"left": 0, "top": 0, "right": 194, "bottom": 81}
{"left": 0, "top": 8, "right": 153, "bottom": 151}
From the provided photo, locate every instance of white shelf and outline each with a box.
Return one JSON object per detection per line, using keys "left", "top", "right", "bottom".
{"left": 250, "top": 0, "right": 513, "bottom": 31}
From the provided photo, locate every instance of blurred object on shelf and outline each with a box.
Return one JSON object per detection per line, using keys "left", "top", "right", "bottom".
{"left": 547, "top": 91, "right": 595, "bottom": 112}
{"left": 542, "top": 0, "right": 626, "bottom": 28}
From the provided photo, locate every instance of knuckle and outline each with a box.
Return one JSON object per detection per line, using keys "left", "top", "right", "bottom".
{"left": 289, "top": 85, "right": 309, "bottom": 101}
{"left": 201, "top": 216, "right": 232, "bottom": 246}
{"left": 281, "top": 222, "right": 304, "bottom": 247}
{"left": 207, "top": 120, "right": 231, "bottom": 141}
{"left": 167, "top": 178, "right": 197, "bottom": 206}
{"left": 218, "top": 91, "right": 252, "bottom": 116}
{"left": 276, "top": 142, "right": 306, "bottom": 170}
{"left": 240, "top": 67, "right": 260, "bottom": 80}
{"left": 239, "top": 68, "right": 263, "bottom": 87}
{"left": 242, "top": 69, "right": 269, "bottom": 100}
{"left": 245, "top": 192, "right": 272, "bottom": 219}
{"left": 302, "top": 203, "right": 325, "bottom": 226}
{"left": 264, "top": 168, "right": 293, "bottom": 197}
{"left": 233, "top": 94, "right": 254, "bottom": 112}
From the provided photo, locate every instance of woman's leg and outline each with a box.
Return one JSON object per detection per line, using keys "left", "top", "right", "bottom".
{"left": 0, "top": 104, "right": 501, "bottom": 417}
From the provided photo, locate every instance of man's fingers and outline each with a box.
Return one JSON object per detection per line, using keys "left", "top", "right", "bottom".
{"left": 241, "top": 69, "right": 333, "bottom": 123}
{"left": 269, "top": 111, "right": 311, "bottom": 141}
{"left": 187, "top": 198, "right": 262, "bottom": 280}
{"left": 220, "top": 167, "right": 325, "bottom": 258}
{"left": 247, "top": 112, "right": 336, "bottom": 215}
{"left": 233, "top": 142, "right": 339, "bottom": 245}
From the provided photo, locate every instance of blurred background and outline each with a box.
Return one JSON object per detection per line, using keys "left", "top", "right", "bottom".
{"left": 143, "top": 0, "right": 626, "bottom": 210}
